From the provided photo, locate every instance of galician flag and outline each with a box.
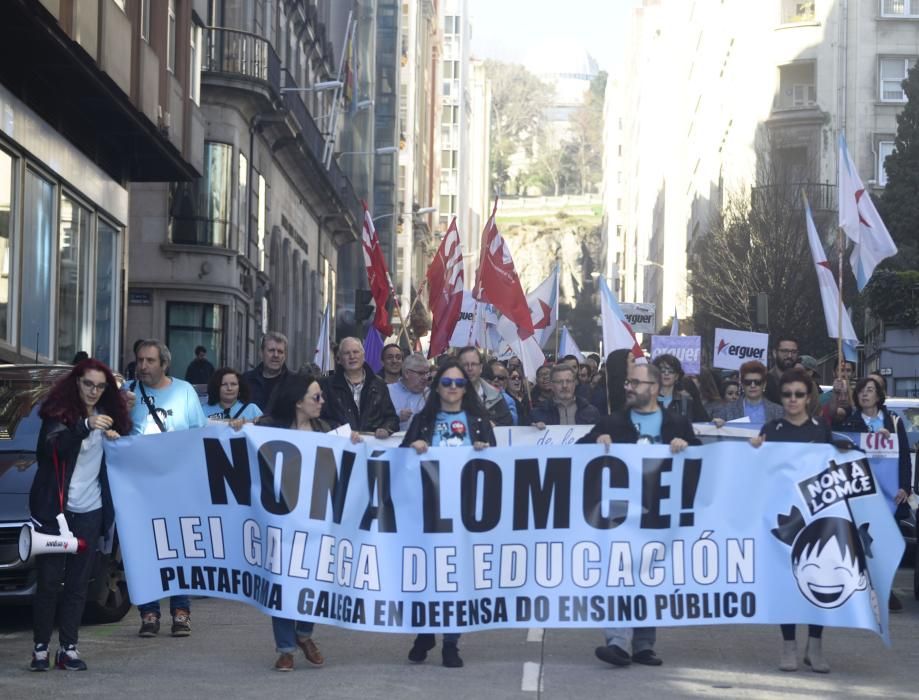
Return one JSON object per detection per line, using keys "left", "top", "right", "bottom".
{"left": 526, "top": 265, "right": 559, "bottom": 348}
{"left": 559, "top": 325, "right": 586, "bottom": 364}
{"left": 598, "top": 277, "right": 644, "bottom": 361}
{"left": 805, "top": 194, "right": 859, "bottom": 353}
{"left": 838, "top": 134, "right": 898, "bottom": 290}
{"left": 313, "top": 304, "right": 333, "bottom": 373}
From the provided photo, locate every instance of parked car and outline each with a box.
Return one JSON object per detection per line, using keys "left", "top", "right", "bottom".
{"left": 0, "top": 365, "right": 131, "bottom": 623}
{"left": 885, "top": 397, "right": 919, "bottom": 455}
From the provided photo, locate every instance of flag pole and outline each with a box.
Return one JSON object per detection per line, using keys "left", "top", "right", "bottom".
{"left": 836, "top": 226, "right": 844, "bottom": 377}
{"left": 553, "top": 265, "right": 560, "bottom": 361}
{"left": 390, "top": 289, "right": 415, "bottom": 349}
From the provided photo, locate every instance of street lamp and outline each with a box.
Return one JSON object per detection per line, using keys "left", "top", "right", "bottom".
{"left": 280, "top": 80, "right": 343, "bottom": 94}
{"left": 336, "top": 145, "right": 398, "bottom": 158}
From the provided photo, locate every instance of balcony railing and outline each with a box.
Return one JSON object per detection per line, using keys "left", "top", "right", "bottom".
{"left": 750, "top": 182, "right": 837, "bottom": 212}
{"left": 204, "top": 27, "right": 280, "bottom": 92}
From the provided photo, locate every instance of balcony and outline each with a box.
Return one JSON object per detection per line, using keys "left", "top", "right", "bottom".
{"left": 750, "top": 182, "right": 836, "bottom": 213}
{"left": 204, "top": 27, "right": 280, "bottom": 90}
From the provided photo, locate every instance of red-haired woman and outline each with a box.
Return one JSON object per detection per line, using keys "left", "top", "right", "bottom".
{"left": 28, "top": 359, "right": 131, "bottom": 672}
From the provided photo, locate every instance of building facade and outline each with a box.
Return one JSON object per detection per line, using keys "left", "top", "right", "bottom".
{"left": 604, "top": 0, "right": 919, "bottom": 348}
{"left": 0, "top": 0, "right": 199, "bottom": 368}
{"left": 127, "top": 0, "right": 363, "bottom": 375}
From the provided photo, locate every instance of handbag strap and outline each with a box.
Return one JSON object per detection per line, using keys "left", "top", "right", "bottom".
{"left": 135, "top": 381, "right": 167, "bottom": 433}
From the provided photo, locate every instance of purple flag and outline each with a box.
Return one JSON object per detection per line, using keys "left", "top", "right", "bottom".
{"left": 364, "top": 325, "right": 385, "bottom": 373}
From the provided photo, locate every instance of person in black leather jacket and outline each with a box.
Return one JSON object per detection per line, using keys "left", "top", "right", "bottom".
{"left": 29, "top": 359, "right": 131, "bottom": 672}
{"left": 320, "top": 337, "right": 399, "bottom": 438}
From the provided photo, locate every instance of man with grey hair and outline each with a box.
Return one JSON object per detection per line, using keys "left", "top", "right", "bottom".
{"left": 321, "top": 336, "right": 399, "bottom": 438}
{"left": 388, "top": 353, "right": 430, "bottom": 431}
{"left": 243, "top": 331, "right": 290, "bottom": 411}
{"left": 127, "top": 339, "right": 207, "bottom": 639}
{"left": 530, "top": 364, "right": 600, "bottom": 427}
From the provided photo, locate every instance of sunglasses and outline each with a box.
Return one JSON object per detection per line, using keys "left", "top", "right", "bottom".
{"left": 742, "top": 379, "right": 763, "bottom": 387}
{"left": 658, "top": 367, "right": 676, "bottom": 375}
{"left": 781, "top": 391, "right": 807, "bottom": 399}
{"left": 307, "top": 393, "right": 324, "bottom": 403}
{"left": 493, "top": 374, "right": 508, "bottom": 381}
{"left": 439, "top": 377, "right": 467, "bottom": 388}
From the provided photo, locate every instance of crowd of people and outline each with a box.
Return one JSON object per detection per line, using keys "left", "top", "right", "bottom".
{"left": 27, "top": 331, "right": 914, "bottom": 674}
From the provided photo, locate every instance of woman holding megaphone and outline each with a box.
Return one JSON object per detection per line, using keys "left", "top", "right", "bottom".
{"left": 28, "top": 359, "right": 130, "bottom": 672}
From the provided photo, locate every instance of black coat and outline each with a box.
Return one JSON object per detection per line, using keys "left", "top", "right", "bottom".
{"left": 320, "top": 363, "right": 400, "bottom": 434}
{"left": 836, "top": 408, "right": 912, "bottom": 492}
{"left": 577, "top": 408, "right": 701, "bottom": 446}
{"left": 530, "top": 396, "right": 601, "bottom": 426}
{"left": 30, "top": 418, "right": 115, "bottom": 535}
{"left": 243, "top": 364, "right": 290, "bottom": 412}
{"left": 401, "top": 409, "right": 497, "bottom": 447}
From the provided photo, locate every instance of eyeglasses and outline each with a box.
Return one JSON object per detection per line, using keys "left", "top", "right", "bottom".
{"left": 439, "top": 377, "right": 467, "bottom": 388}
{"left": 776, "top": 348, "right": 798, "bottom": 355}
{"left": 781, "top": 391, "right": 807, "bottom": 399}
{"left": 742, "top": 378, "right": 763, "bottom": 387}
{"left": 80, "top": 379, "right": 108, "bottom": 393}
{"left": 308, "top": 393, "right": 324, "bottom": 403}
{"left": 624, "top": 379, "right": 656, "bottom": 388}
{"left": 405, "top": 368, "right": 430, "bottom": 377}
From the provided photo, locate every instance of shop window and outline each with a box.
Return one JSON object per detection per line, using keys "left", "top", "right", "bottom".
{"left": 57, "top": 194, "right": 92, "bottom": 362}
{"left": 166, "top": 302, "right": 225, "bottom": 379}
{"left": 22, "top": 170, "right": 54, "bottom": 359}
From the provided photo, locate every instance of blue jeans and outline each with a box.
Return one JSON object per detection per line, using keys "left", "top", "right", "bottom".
{"left": 603, "top": 626, "right": 656, "bottom": 654}
{"left": 137, "top": 595, "right": 191, "bottom": 618}
{"left": 272, "top": 617, "right": 315, "bottom": 653}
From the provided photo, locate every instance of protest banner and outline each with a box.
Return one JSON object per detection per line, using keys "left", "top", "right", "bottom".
{"left": 105, "top": 427, "right": 901, "bottom": 641}
{"left": 712, "top": 328, "right": 769, "bottom": 371}
{"left": 651, "top": 336, "right": 702, "bottom": 375}
{"left": 620, "top": 303, "right": 657, "bottom": 333}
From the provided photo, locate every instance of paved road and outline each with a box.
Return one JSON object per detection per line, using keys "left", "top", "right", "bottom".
{"left": 1, "top": 570, "right": 916, "bottom": 699}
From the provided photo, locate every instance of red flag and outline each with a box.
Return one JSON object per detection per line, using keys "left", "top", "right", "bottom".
{"left": 361, "top": 204, "right": 394, "bottom": 336}
{"left": 472, "top": 199, "right": 535, "bottom": 339}
{"left": 426, "top": 217, "right": 465, "bottom": 358}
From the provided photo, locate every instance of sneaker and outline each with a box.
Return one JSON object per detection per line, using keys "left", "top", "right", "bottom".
{"left": 408, "top": 633, "right": 436, "bottom": 663}
{"left": 55, "top": 645, "right": 87, "bottom": 671}
{"left": 171, "top": 610, "right": 191, "bottom": 637}
{"left": 595, "top": 644, "right": 631, "bottom": 666}
{"left": 295, "top": 637, "right": 323, "bottom": 666}
{"left": 138, "top": 613, "right": 160, "bottom": 637}
{"left": 274, "top": 652, "right": 294, "bottom": 672}
{"left": 441, "top": 643, "right": 464, "bottom": 668}
{"left": 631, "top": 649, "right": 663, "bottom": 666}
{"left": 30, "top": 644, "right": 49, "bottom": 672}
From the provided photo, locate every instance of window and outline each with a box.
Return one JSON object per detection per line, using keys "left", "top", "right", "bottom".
{"left": 237, "top": 152, "right": 247, "bottom": 254}
{"left": 444, "top": 16, "right": 459, "bottom": 34}
{"left": 167, "top": 0, "right": 177, "bottom": 73}
{"left": 170, "top": 142, "right": 232, "bottom": 245}
{"left": 878, "top": 141, "right": 896, "bottom": 186}
{"left": 22, "top": 170, "right": 55, "bottom": 359}
{"left": 57, "top": 194, "right": 92, "bottom": 362}
{"left": 166, "top": 302, "right": 225, "bottom": 378}
{"left": 0, "top": 149, "right": 14, "bottom": 344}
{"left": 140, "top": 0, "right": 150, "bottom": 41}
{"left": 257, "top": 174, "right": 266, "bottom": 271}
{"left": 93, "top": 220, "right": 118, "bottom": 366}
{"left": 776, "top": 62, "right": 816, "bottom": 110}
{"left": 880, "top": 57, "right": 912, "bottom": 101}
{"left": 189, "top": 22, "right": 203, "bottom": 103}
{"left": 881, "top": 0, "right": 919, "bottom": 17}
{"left": 782, "top": 0, "right": 816, "bottom": 23}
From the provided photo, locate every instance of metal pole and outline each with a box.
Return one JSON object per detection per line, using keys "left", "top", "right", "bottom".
{"left": 322, "top": 11, "right": 354, "bottom": 169}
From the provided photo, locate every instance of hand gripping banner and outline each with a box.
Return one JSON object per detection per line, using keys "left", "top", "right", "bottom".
{"left": 104, "top": 426, "right": 902, "bottom": 642}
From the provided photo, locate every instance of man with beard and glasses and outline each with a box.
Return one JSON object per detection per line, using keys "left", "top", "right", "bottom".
{"left": 765, "top": 336, "right": 799, "bottom": 404}
{"left": 578, "top": 363, "right": 699, "bottom": 668}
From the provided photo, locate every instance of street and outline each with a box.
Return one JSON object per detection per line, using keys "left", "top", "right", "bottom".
{"left": 1, "top": 569, "right": 915, "bottom": 699}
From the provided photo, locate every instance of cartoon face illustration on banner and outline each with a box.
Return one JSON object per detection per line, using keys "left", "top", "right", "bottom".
{"left": 772, "top": 506, "right": 872, "bottom": 609}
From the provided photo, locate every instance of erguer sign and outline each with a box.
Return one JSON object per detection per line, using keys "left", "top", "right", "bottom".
{"left": 620, "top": 303, "right": 656, "bottom": 333}
{"left": 712, "top": 328, "right": 769, "bottom": 371}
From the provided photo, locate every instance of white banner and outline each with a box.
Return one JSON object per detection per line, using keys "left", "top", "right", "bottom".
{"left": 105, "top": 427, "right": 902, "bottom": 640}
{"left": 712, "top": 328, "right": 769, "bottom": 371}
{"left": 620, "top": 303, "right": 657, "bottom": 333}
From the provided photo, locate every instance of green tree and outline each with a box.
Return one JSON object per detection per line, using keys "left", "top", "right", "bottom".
{"left": 879, "top": 61, "right": 919, "bottom": 270}
{"left": 484, "top": 61, "right": 551, "bottom": 195}
{"left": 563, "top": 71, "right": 607, "bottom": 194}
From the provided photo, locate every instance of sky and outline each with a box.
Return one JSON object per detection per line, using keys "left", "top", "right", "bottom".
{"left": 467, "top": 0, "right": 638, "bottom": 73}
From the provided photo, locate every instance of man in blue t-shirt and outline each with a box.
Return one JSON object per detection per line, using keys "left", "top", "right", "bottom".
{"left": 578, "top": 362, "right": 700, "bottom": 668}
{"left": 126, "top": 340, "right": 207, "bottom": 639}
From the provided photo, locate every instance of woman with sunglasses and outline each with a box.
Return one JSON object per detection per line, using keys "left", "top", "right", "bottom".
{"left": 834, "top": 375, "right": 911, "bottom": 612}
{"left": 29, "top": 359, "right": 131, "bottom": 671}
{"left": 651, "top": 354, "right": 710, "bottom": 422}
{"left": 203, "top": 368, "right": 262, "bottom": 424}
{"left": 750, "top": 368, "right": 833, "bottom": 673}
{"left": 504, "top": 367, "right": 531, "bottom": 425}
{"left": 258, "top": 372, "right": 361, "bottom": 671}
{"left": 401, "top": 360, "right": 496, "bottom": 668}
{"left": 711, "top": 360, "right": 783, "bottom": 427}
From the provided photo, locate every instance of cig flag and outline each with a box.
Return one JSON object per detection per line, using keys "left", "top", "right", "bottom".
{"left": 598, "top": 277, "right": 643, "bottom": 360}
{"left": 472, "top": 199, "right": 535, "bottom": 339}
{"left": 362, "top": 204, "right": 394, "bottom": 336}
{"left": 426, "top": 217, "right": 465, "bottom": 358}
{"left": 838, "top": 135, "right": 898, "bottom": 290}
{"left": 559, "top": 326, "right": 586, "bottom": 364}
{"left": 804, "top": 194, "right": 859, "bottom": 356}
{"left": 526, "top": 265, "right": 559, "bottom": 348}
{"left": 313, "top": 304, "right": 333, "bottom": 373}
